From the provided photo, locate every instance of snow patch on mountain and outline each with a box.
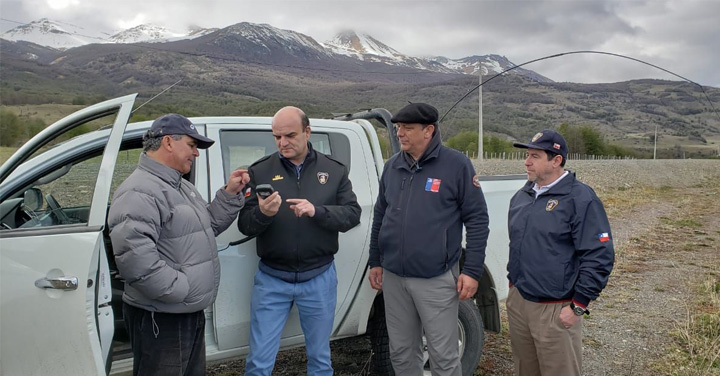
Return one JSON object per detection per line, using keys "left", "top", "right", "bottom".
{"left": 0, "top": 18, "right": 103, "bottom": 50}
{"left": 323, "top": 31, "right": 401, "bottom": 60}
{"left": 221, "top": 22, "right": 332, "bottom": 56}
{"left": 108, "top": 24, "right": 186, "bottom": 43}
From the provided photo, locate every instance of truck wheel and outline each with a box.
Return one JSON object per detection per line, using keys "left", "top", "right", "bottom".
{"left": 370, "top": 298, "right": 484, "bottom": 376}
{"left": 369, "top": 298, "right": 395, "bottom": 375}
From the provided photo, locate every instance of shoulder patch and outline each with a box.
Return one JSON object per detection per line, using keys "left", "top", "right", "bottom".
{"left": 472, "top": 174, "right": 482, "bottom": 188}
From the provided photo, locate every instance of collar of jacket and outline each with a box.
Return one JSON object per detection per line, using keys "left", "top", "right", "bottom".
{"left": 392, "top": 129, "right": 442, "bottom": 172}
{"left": 521, "top": 170, "right": 577, "bottom": 196}
{"left": 279, "top": 141, "right": 316, "bottom": 173}
{"left": 138, "top": 153, "right": 183, "bottom": 189}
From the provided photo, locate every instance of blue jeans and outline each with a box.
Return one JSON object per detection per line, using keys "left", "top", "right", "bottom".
{"left": 244, "top": 263, "right": 337, "bottom": 376}
{"left": 123, "top": 302, "right": 206, "bottom": 376}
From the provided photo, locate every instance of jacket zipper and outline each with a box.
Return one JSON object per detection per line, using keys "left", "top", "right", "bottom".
{"left": 399, "top": 172, "right": 415, "bottom": 276}
{"left": 295, "top": 169, "right": 302, "bottom": 279}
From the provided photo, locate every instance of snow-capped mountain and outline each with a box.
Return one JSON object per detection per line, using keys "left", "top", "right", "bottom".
{"left": 1, "top": 19, "right": 220, "bottom": 48}
{"left": 322, "top": 30, "right": 456, "bottom": 73}
{"left": 0, "top": 18, "right": 103, "bottom": 50}
{"left": 108, "top": 24, "right": 186, "bottom": 43}
{"left": 215, "top": 22, "right": 331, "bottom": 56}
{"left": 322, "top": 30, "right": 551, "bottom": 81}
{"left": 430, "top": 54, "right": 552, "bottom": 82}
{"left": 2, "top": 19, "right": 550, "bottom": 82}
{"left": 324, "top": 30, "right": 402, "bottom": 60}
{"left": 187, "top": 25, "right": 218, "bottom": 39}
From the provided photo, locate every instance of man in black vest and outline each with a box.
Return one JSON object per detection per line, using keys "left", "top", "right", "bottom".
{"left": 238, "top": 106, "right": 361, "bottom": 376}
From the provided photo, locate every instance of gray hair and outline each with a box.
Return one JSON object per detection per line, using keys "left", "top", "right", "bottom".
{"left": 142, "top": 133, "right": 183, "bottom": 152}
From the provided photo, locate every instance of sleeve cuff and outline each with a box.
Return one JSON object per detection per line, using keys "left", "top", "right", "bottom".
{"left": 314, "top": 205, "right": 327, "bottom": 218}
{"left": 254, "top": 206, "right": 274, "bottom": 224}
{"left": 572, "top": 294, "right": 590, "bottom": 308}
{"left": 460, "top": 269, "right": 481, "bottom": 281}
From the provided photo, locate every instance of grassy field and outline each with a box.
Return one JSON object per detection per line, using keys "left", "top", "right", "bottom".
{"left": 1, "top": 103, "right": 85, "bottom": 125}
{"left": 1, "top": 147, "right": 18, "bottom": 165}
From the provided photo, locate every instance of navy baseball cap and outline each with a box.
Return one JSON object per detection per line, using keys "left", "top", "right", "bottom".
{"left": 513, "top": 130, "right": 568, "bottom": 160}
{"left": 147, "top": 114, "right": 215, "bottom": 149}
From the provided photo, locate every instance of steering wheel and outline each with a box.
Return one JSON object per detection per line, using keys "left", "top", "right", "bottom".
{"left": 45, "top": 194, "right": 72, "bottom": 224}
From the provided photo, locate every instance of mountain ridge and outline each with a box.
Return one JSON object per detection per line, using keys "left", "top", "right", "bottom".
{"left": 1, "top": 19, "right": 550, "bottom": 81}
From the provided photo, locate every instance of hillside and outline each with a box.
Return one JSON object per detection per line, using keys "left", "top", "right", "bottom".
{"left": 1, "top": 21, "right": 719, "bottom": 157}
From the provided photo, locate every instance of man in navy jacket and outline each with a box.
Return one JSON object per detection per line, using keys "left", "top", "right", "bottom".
{"left": 369, "top": 103, "right": 489, "bottom": 376}
{"left": 507, "top": 130, "right": 614, "bottom": 375}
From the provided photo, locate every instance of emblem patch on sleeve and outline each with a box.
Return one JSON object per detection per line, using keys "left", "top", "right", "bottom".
{"left": 546, "top": 199, "right": 558, "bottom": 211}
{"left": 598, "top": 232, "right": 610, "bottom": 242}
{"left": 317, "top": 172, "right": 329, "bottom": 184}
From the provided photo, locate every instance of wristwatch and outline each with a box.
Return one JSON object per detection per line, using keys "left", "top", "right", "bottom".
{"left": 570, "top": 302, "right": 589, "bottom": 316}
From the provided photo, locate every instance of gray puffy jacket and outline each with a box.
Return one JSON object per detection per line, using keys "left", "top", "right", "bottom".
{"left": 108, "top": 154, "right": 244, "bottom": 313}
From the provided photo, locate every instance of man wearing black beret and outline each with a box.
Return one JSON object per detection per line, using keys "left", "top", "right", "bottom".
{"left": 368, "top": 103, "right": 490, "bottom": 375}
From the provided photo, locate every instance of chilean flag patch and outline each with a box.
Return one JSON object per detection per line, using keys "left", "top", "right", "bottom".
{"left": 598, "top": 232, "right": 610, "bottom": 242}
{"left": 425, "top": 178, "right": 442, "bottom": 193}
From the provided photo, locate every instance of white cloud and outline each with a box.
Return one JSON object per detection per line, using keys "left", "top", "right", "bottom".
{"left": 46, "top": 0, "right": 79, "bottom": 10}
{"left": 117, "top": 14, "right": 147, "bottom": 30}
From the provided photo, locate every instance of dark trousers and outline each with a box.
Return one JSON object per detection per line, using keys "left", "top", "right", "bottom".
{"left": 123, "top": 302, "right": 206, "bottom": 376}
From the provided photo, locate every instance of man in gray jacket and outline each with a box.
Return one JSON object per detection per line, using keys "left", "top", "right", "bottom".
{"left": 108, "top": 114, "right": 250, "bottom": 376}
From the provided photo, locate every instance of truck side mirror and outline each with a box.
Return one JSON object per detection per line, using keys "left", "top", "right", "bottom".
{"left": 23, "top": 188, "right": 43, "bottom": 211}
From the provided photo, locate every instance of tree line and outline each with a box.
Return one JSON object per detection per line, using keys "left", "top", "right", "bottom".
{"left": 445, "top": 123, "right": 637, "bottom": 158}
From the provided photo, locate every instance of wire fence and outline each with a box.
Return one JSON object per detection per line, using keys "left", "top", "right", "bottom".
{"left": 463, "top": 150, "right": 635, "bottom": 160}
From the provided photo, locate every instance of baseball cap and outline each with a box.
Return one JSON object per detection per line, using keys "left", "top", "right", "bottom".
{"left": 147, "top": 113, "right": 215, "bottom": 149}
{"left": 513, "top": 130, "right": 568, "bottom": 160}
{"left": 391, "top": 103, "right": 439, "bottom": 125}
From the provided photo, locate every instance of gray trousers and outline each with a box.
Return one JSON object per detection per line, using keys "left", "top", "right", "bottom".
{"left": 382, "top": 267, "right": 461, "bottom": 376}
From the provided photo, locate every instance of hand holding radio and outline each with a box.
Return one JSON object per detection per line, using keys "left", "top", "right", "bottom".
{"left": 256, "top": 184, "right": 281, "bottom": 217}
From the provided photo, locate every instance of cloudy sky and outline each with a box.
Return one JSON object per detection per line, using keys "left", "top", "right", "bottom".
{"left": 1, "top": 0, "right": 719, "bottom": 87}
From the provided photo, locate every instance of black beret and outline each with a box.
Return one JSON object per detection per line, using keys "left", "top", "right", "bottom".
{"left": 391, "top": 103, "right": 439, "bottom": 125}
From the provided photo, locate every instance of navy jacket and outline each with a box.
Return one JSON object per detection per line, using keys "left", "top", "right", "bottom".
{"left": 238, "top": 143, "right": 361, "bottom": 275}
{"left": 369, "top": 132, "right": 490, "bottom": 280}
{"left": 507, "top": 172, "right": 614, "bottom": 307}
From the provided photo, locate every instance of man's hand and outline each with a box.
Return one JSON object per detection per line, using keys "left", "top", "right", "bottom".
{"left": 258, "top": 191, "right": 282, "bottom": 217}
{"left": 456, "top": 273, "right": 478, "bottom": 300}
{"left": 369, "top": 267, "right": 383, "bottom": 291}
{"left": 559, "top": 305, "right": 581, "bottom": 328}
{"left": 287, "top": 198, "right": 315, "bottom": 217}
{"left": 225, "top": 169, "right": 250, "bottom": 195}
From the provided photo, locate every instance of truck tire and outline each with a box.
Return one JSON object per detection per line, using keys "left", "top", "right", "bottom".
{"left": 369, "top": 298, "right": 395, "bottom": 375}
{"left": 370, "top": 298, "right": 484, "bottom": 376}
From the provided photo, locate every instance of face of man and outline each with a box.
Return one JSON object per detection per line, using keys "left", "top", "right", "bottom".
{"left": 395, "top": 122, "right": 434, "bottom": 160}
{"left": 272, "top": 108, "right": 310, "bottom": 165}
{"left": 524, "top": 148, "right": 563, "bottom": 187}
{"left": 168, "top": 135, "right": 199, "bottom": 174}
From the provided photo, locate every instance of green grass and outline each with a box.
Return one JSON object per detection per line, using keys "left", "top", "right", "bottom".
{"left": 657, "top": 277, "right": 720, "bottom": 374}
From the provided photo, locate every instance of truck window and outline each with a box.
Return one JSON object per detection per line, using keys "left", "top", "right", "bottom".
{"left": 0, "top": 113, "right": 122, "bottom": 230}
{"left": 219, "top": 130, "right": 348, "bottom": 180}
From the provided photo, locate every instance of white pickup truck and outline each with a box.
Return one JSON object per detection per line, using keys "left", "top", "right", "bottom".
{"left": 0, "top": 94, "right": 526, "bottom": 376}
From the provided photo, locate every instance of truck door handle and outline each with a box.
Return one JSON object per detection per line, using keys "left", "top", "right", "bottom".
{"left": 35, "top": 276, "right": 78, "bottom": 291}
